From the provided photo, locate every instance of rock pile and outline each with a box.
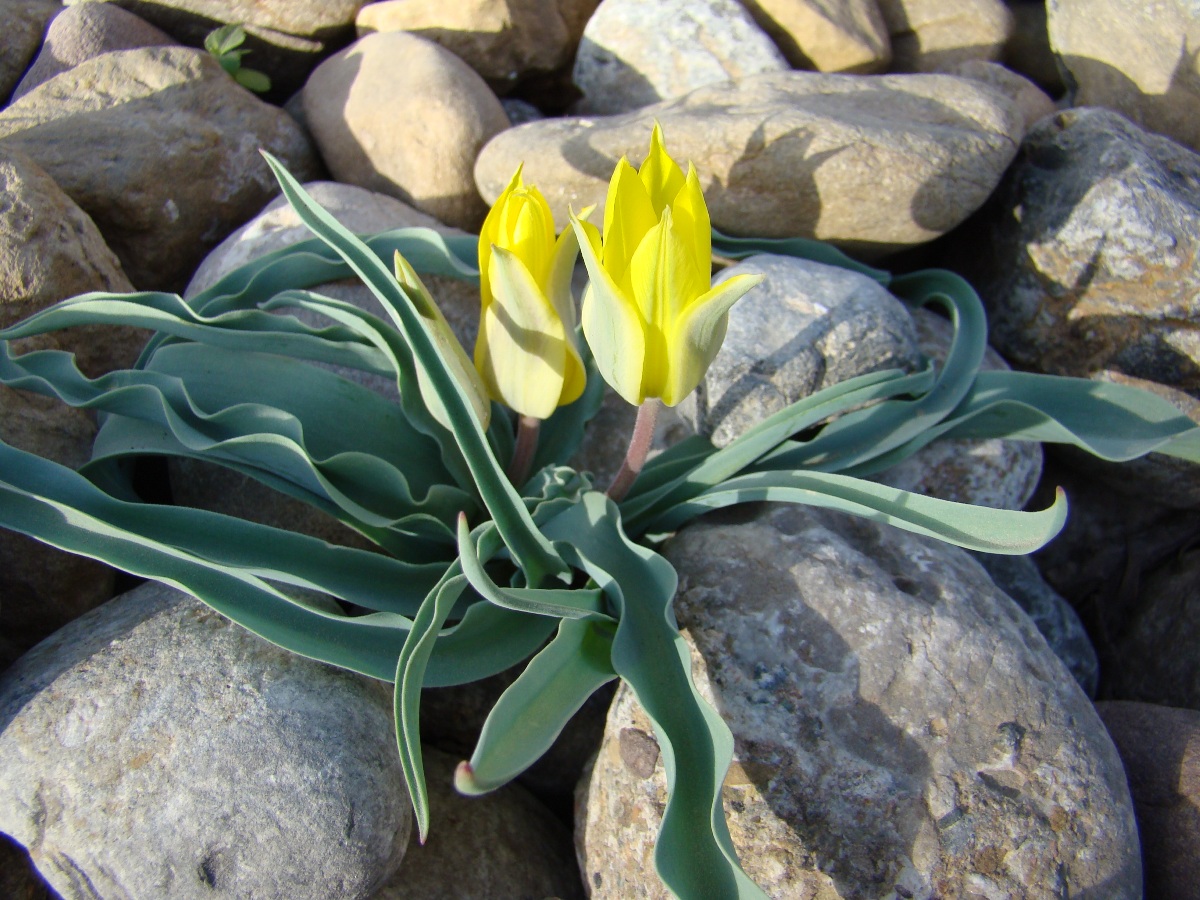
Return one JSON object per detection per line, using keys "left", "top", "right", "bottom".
{"left": 2, "top": 0, "right": 1198, "bottom": 896}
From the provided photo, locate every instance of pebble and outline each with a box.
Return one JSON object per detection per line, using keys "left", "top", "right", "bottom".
{"left": 955, "top": 108, "right": 1200, "bottom": 393}
{"left": 1048, "top": 0, "right": 1200, "bottom": 151}
{"left": 12, "top": 3, "right": 174, "bottom": 100}
{"left": 737, "top": 0, "right": 891, "bottom": 73}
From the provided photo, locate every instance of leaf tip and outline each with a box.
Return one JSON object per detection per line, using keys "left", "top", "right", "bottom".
{"left": 453, "top": 760, "right": 484, "bottom": 796}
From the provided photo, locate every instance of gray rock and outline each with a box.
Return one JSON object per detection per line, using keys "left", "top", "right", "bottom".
{"left": 571, "top": 0, "right": 788, "bottom": 115}
{"left": 0, "top": 0, "right": 59, "bottom": 103}
{"left": 0, "top": 580, "right": 410, "bottom": 900}
{"left": 501, "top": 97, "right": 544, "bottom": 126}
{"left": 957, "top": 107, "right": 1200, "bottom": 396}
{"left": 0, "top": 386, "right": 117, "bottom": 658}
{"left": 969, "top": 553, "right": 1099, "bottom": 697}
{"left": 375, "top": 746, "right": 585, "bottom": 899}
{"left": 0, "top": 45, "right": 320, "bottom": 291}
{"left": 1104, "top": 530, "right": 1200, "bottom": 710}
{"left": 0, "top": 832, "right": 53, "bottom": 900}
{"left": 736, "top": 0, "right": 892, "bottom": 74}
{"left": 1095, "top": 701, "right": 1200, "bottom": 898}
{"left": 0, "top": 145, "right": 140, "bottom": 377}
{"left": 877, "top": 0, "right": 1013, "bottom": 72}
{"left": 1048, "top": 0, "right": 1200, "bottom": 152}
{"left": 475, "top": 70, "right": 1024, "bottom": 254}
{"left": 870, "top": 307, "right": 1043, "bottom": 512}
{"left": 13, "top": 3, "right": 174, "bottom": 100}
{"left": 577, "top": 503, "right": 1142, "bottom": 897}
{"left": 677, "top": 254, "right": 922, "bottom": 448}
{"left": 303, "top": 32, "right": 509, "bottom": 231}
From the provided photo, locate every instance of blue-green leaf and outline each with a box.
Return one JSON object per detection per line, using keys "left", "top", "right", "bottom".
{"left": 646, "top": 469, "right": 1068, "bottom": 554}
{"left": 261, "top": 154, "right": 567, "bottom": 587}
{"left": 542, "top": 494, "right": 768, "bottom": 899}
{"left": 456, "top": 617, "right": 616, "bottom": 795}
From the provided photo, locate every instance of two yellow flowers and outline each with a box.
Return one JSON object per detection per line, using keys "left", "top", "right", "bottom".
{"left": 409, "top": 125, "right": 762, "bottom": 421}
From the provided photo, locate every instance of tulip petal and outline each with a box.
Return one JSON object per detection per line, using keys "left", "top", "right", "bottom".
{"left": 639, "top": 123, "right": 686, "bottom": 213}
{"left": 662, "top": 272, "right": 764, "bottom": 407}
{"left": 546, "top": 212, "right": 589, "bottom": 407}
{"left": 476, "top": 246, "right": 572, "bottom": 420}
{"left": 671, "top": 164, "right": 711, "bottom": 283}
{"left": 602, "top": 158, "right": 657, "bottom": 286}
{"left": 479, "top": 166, "right": 524, "bottom": 312}
{"left": 573, "top": 213, "right": 647, "bottom": 406}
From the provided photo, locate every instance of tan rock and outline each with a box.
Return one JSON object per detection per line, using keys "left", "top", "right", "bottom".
{"left": 356, "top": 0, "right": 597, "bottom": 93}
{"left": 303, "top": 32, "right": 509, "bottom": 231}
{"left": 1048, "top": 0, "right": 1200, "bottom": 152}
{"left": 948, "top": 59, "right": 1056, "bottom": 131}
{"left": 0, "top": 0, "right": 60, "bottom": 102}
{"left": 738, "top": 0, "right": 891, "bottom": 73}
{"left": 475, "top": 70, "right": 1023, "bottom": 255}
{"left": 1003, "top": 0, "right": 1064, "bottom": 94}
{"left": 0, "top": 46, "right": 319, "bottom": 291}
{"left": 877, "top": 0, "right": 1013, "bottom": 72}
{"left": 0, "top": 146, "right": 142, "bottom": 376}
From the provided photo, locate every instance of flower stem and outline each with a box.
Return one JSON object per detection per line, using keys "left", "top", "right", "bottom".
{"left": 607, "top": 399, "right": 659, "bottom": 503}
{"left": 507, "top": 415, "right": 541, "bottom": 487}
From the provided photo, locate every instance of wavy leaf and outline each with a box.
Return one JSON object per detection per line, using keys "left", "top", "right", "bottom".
{"left": 262, "top": 154, "right": 567, "bottom": 587}
{"left": 542, "top": 494, "right": 768, "bottom": 899}
{"left": 646, "top": 469, "right": 1068, "bottom": 554}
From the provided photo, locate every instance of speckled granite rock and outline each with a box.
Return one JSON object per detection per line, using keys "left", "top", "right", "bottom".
{"left": 969, "top": 553, "right": 1099, "bottom": 697}
{"left": 0, "top": 0, "right": 60, "bottom": 103}
{"left": 577, "top": 503, "right": 1141, "bottom": 898}
{"left": 375, "top": 746, "right": 584, "bottom": 899}
{"left": 956, "top": 107, "right": 1200, "bottom": 395}
{"left": 571, "top": 0, "right": 788, "bottom": 114}
{"left": 0, "top": 46, "right": 319, "bottom": 291}
{"left": 475, "top": 70, "right": 1024, "bottom": 254}
{"left": 0, "top": 580, "right": 409, "bottom": 900}
{"left": 676, "top": 254, "right": 921, "bottom": 447}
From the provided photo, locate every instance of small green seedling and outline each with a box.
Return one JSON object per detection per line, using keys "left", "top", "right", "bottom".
{"left": 204, "top": 24, "right": 271, "bottom": 94}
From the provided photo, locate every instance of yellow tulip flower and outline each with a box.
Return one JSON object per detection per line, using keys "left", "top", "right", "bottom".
{"left": 475, "top": 166, "right": 587, "bottom": 420}
{"left": 571, "top": 124, "right": 763, "bottom": 407}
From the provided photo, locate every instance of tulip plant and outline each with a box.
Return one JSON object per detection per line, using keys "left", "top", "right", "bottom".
{"left": 1, "top": 126, "right": 1199, "bottom": 899}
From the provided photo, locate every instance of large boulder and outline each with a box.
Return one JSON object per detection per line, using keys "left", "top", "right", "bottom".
{"left": 0, "top": 581, "right": 410, "bottom": 899}
{"left": 577, "top": 504, "right": 1142, "bottom": 897}
{"left": 475, "top": 70, "right": 1024, "bottom": 255}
